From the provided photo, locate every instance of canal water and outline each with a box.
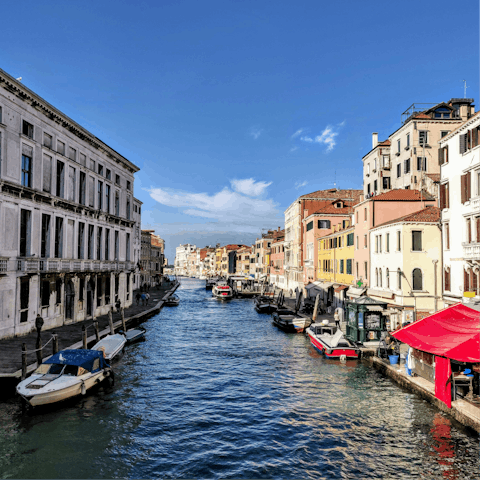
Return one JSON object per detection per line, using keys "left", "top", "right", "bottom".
{"left": 1, "top": 278, "right": 479, "bottom": 480}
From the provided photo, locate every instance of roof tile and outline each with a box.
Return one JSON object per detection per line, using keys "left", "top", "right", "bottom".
{"left": 374, "top": 206, "right": 441, "bottom": 228}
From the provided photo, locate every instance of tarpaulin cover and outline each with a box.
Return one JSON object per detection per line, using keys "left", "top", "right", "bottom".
{"left": 44, "top": 349, "right": 110, "bottom": 372}
{"left": 392, "top": 304, "right": 480, "bottom": 363}
{"left": 434, "top": 356, "right": 452, "bottom": 408}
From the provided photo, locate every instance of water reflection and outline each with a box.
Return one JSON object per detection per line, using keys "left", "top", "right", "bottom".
{"left": 0, "top": 278, "right": 478, "bottom": 479}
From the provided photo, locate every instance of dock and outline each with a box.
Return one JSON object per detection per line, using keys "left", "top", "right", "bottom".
{"left": 0, "top": 281, "right": 179, "bottom": 390}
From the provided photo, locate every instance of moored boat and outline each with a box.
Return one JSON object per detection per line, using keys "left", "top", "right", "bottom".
{"left": 307, "top": 323, "right": 360, "bottom": 359}
{"left": 212, "top": 282, "right": 233, "bottom": 300}
{"left": 206, "top": 278, "right": 217, "bottom": 290}
{"left": 16, "top": 349, "right": 113, "bottom": 407}
{"left": 124, "top": 327, "right": 146, "bottom": 344}
{"left": 272, "top": 311, "right": 312, "bottom": 333}
{"left": 165, "top": 294, "right": 180, "bottom": 306}
{"left": 91, "top": 333, "right": 126, "bottom": 362}
{"left": 254, "top": 296, "right": 278, "bottom": 314}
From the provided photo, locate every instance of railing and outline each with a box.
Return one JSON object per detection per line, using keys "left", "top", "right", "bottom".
{"left": 0, "top": 257, "right": 8, "bottom": 273}
{"left": 463, "top": 243, "right": 480, "bottom": 259}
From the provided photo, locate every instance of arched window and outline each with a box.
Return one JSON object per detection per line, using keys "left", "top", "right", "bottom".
{"left": 413, "top": 268, "right": 423, "bottom": 291}
{"left": 375, "top": 268, "right": 378, "bottom": 287}
{"left": 386, "top": 268, "right": 390, "bottom": 288}
{"left": 379, "top": 268, "right": 382, "bottom": 287}
{"left": 397, "top": 268, "right": 402, "bottom": 290}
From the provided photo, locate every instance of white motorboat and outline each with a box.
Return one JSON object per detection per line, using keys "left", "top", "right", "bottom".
{"left": 16, "top": 349, "right": 113, "bottom": 407}
{"left": 165, "top": 294, "right": 180, "bottom": 306}
{"left": 212, "top": 282, "right": 233, "bottom": 300}
{"left": 307, "top": 324, "right": 360, "bottom": 359}
{"left": 124, "top": 327, "right": 146, "bottom": 344}
{"left": 91, "top": 333, "right": 126, "bottom": 361}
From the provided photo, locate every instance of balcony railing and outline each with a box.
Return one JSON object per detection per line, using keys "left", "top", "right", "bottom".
{"left": 0, "top": 257, "right": 8, "bottom": 274}
{"left": 16, "top": 258, "right": 134, "bottom": 274}
{"left": 463, "top": 243, "right": 480, "bottom": 260}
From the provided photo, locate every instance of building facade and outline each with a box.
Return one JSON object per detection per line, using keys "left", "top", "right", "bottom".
{"left": 0, "top": 69, "right": 139, "bottom": 339}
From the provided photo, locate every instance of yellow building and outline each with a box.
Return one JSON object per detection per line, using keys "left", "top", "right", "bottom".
{"left": 316, "top": 225, "right": 355, "bottom": 307}
{"left": 215, "top": 247, "right": 223, "bottom": 274}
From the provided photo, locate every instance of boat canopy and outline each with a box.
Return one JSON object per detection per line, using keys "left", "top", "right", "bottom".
{"left": 44, "top": 349, "right": 109, "bottom": 372}
{"left": 392, "top": 303, "right": 480, "bottom": 363}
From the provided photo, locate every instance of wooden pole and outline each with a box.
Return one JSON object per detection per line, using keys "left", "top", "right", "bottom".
{"left": 312, "top": 294, "right": 321, "bottom": 322}
{"left": 35, "top": 334, "right": 42, "bottom": 367}
{"left": 82, "top": 324, "right": 88, "bottom": 349}
{"left": 121, "top": 307, "right": 126, "bottom": 332}
{"left": 21, "top": 343, "right": 27, "bottom": 380}
{"left": 52, "top": 333, "right": 59, "bottom": 355}
{"left": 109, "top": 308, "right": 115, "bottom": 334}
{"left": 93, "top": 321, "right": 100, "bottom": 342}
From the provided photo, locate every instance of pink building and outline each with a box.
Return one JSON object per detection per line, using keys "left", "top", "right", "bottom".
{"left": 352, "top": 189, "right": 436, "bottom": 292}
{"left": 270, "top": 230, "right": 285, "bottom": 288}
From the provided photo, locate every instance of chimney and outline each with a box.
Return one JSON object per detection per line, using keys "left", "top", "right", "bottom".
{"left": 372, "top": 132, "right": 378, "bottom": 149}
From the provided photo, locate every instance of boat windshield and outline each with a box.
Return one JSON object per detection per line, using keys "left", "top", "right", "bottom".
{"left": 33, "top": 363, "right": 80, "bottom": 376}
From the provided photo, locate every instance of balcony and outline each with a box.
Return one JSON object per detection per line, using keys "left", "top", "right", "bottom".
{"left": 463, "top": 243, "right": 480, "bottom": 260}
{"left": 0, "top": 257, "right": 8, "bottom": 274}
{"left": 16, "top": 258, "right": 133, "bottom": 274}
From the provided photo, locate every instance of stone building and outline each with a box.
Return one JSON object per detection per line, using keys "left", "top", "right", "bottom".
{"left": 174, "top": 244, "right": 196, "bottom": 276}
{"left": 0, "top": 69, "right": 139, "bottom": 340}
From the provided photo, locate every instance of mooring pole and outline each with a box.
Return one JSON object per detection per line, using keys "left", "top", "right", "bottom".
{"left": 93, "top": 321, "right": 100, "bottom": 342}
{"left": 121, "top": 307, "right": 126, "bottom": 332}
{"left": 109, "top": 308, "right": 115, "bottom": 335}
{"left": 52, "top": 333, "right": 59, "bottom": 355}
{"left": 82, "top": 324, "right": 88, "bottom": 349}
{"left": 21, "top": 343, "right": 27, "bottom": 380}
{"left": 312, "top": 294, "right": 321, "bottom": 322}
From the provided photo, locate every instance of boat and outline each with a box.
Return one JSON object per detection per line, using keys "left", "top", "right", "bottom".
{"left": 212, "top": 282, "right": 233, "bottom": 300}
{"left": 16, "top": 349, "right": 113, "bottom": 407}
{"left": 306, "top": 323, "right": 360, "bottom": 359}
{"left": 124, "top": 327, "right": 146, "bottom": 344}
{"left": 91, "top": 333, "right": 126, "bottom": 362}
{"left": 206, "top": 278, "right": 218, "bottom": 290}
{"left": 254, "top": 296, "right": 278, "bottom": 314}
{"left": 272, "top": 311, "right": 311, "bottom": 333}
{"left": 165, "top": 294, "right": 180, "bottom": 306}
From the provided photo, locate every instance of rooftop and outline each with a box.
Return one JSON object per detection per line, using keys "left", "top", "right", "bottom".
{"left": 374, "top": 206, "right": 441, "bottom": 229}
{"left": 368, "top": 189, "right": 435, "bottom": 202}
{"left": 300, "top": 188, "right": 363, "bottom": 201}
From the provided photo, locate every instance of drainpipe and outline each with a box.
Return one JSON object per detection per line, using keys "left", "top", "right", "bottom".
{"left": 433, "top": 259, "right": 438, "bottom": 312}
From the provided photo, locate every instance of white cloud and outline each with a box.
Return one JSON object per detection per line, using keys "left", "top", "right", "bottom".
{"left": 290, "top": 146, "right": 298, "bottom": 152}
{"left": 148, "top": 180, "right": 281, "bottom": 234}
{"left": 295, "top": 180, "right": 308, "bottom": 189}
{"left": 297, "top": 121, "right": 346, "bottom": 152}
{"left": 230, "top": 178, "right": 272, "bottom": 197}
{"left": 291, "top": 129, "right": 305, "bottom": 139}
{"left": 249, "top": 127, "right": 263, "bottom": 140}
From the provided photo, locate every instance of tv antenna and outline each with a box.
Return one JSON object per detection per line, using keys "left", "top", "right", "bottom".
{"left": 463, "top": 79, "right": 468, "bottom": 98}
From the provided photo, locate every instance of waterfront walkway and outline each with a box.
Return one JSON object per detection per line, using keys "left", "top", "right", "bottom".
{"left": 0, "top": 281, "right": 179, "bottom": 379}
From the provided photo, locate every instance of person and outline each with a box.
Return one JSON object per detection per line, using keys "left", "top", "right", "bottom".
{"left": 115, "top": 298, "right": 121, "bottom": 311}
{"left": 145, "top": 292, "right": 150, "bottom": 305}
{"left": 35, "top": 314, "right": 44, "bottom": 336}
{"left": 334, "top": 310, "right": 340, "bottom": 329}
{"left": 141, "top": 293, "right": 146, "bottom": 306}
{"left": 136, "top": 291, "right": 141, "bottom": 306}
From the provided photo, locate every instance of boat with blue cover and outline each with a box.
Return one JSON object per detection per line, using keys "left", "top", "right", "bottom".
{"left": 16, "top": 349, "right": 113, "bottom": 407}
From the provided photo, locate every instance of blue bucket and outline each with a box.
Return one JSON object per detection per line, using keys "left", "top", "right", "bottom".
{"left": 388, "top": 355, "right": 399, "bottom": 365}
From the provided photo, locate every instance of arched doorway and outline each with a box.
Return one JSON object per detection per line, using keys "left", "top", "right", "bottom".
{"left": 86, "top": 278, "right": 95, "bottom": 318}
{"left": 65, "top": 280, "right": 75, "bottom": 320}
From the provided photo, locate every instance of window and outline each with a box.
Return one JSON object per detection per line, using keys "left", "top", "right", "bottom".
{"left": 68, "top": 147, "right": 76, "bottom": 162}
{"left": 55, "top": 217, "right": 63, "bottom": 258}
{"left": 88, "top": 225, "right": 94, "bottom": 259}
{"left": 57, "top": 141, "right": 65, "bottom": 156}
{"left": 364, "top": 234, "right": 367, "bottom": 248}
{"left": 56, "top": 160, "right": 65, "bottom": 198}
{"left": 383, "top": 155, "right": 389, "bottom": 167}
{"left": 306, "top": 221, "right": 313, "bottom": 232}
{"left": 406, "top": 133, "right": 410, "bottom": 147}
{"left": 22, "top": 120, "right": 33, "bottom": 138}
{"left": 80, "top": 153, "right": 86, "bottom": 166}
{"left": 98, "top": 164, "right": 103, "bottom": 176}
{"left": 67, "top": 166, "right": 76, "bottom": 202}
{"left": 97, "top": 227, "right": 102, "bottom": 260}
{"left": 397, "top": 139, "right": 401, "bottom": 152}
{"left": 126, "top": 197, "right": 131, "bottom": 220}
{"left": 364, "top": 262, "right": 368, "bottom": 280}
{"left": 318, "top": 220, "right": 331, "bottom": 229}
{"left": 356, "top": 262, "right": 359, "bottom": 277}
{"left": 397, "top": 231, "right": 401, "bottom": 251}
{"left": 412, "top": 231, "right": 422, "bottom": 251}
{"left": 382, "top": 177, "right": 390, "bottom": 189}
{"left": 105, "top": 184, "right": 111, "bottom": 213}
{"left": 97, "top": 278, "right": 103, "bottom": 307}
{"left": 386, "top": 233, "right": 390, "bottom": 252}
{"left": 115, "top": 174, "right": 120, "bottom": 186}
{"left": 43, "top": 154, "right": 52, "bottom": 193}
{"left": 114, "top": 231, "right": 119, "bottom": 260}
{"left": 445, "top": 223, "right": 450, "bottom": 249}
{"left": 44, "top": 133, "right": 52, "bottom": 148}
{"left": 356, "top": 235, "right": 359, "bottom": 249}
{"left": 90, "top": 159, "right": 95, "bottom": 171}
{"left": 441, "top": 131, "right": 450, "bottom": 138}
{"left": 347, "top": 233, "right": 354, "bottom": 246}
{"left": 419, "top": 130, "right": 428, "bottom": 146}
{"left": 89, "top": 176, "right": 95, "bottom": 207}
{"left": 20, "top": 278, "right": 29, "bottom": 323}
{"left": 346, "top": 259, "right": 352, "bottom": 275}
{"left": 467, "top": 218, "right": 472, "bottom": 243}
{"left": 21, "top": 149, "right": 32, "bottom": 187}
{"left": 434, "top": 108, "right": 451, "bottom": 119}
{"left": 374, "top": 179, "right": 378, "bottom": 192}
{"left": 461, "top": 172, "right": 472, "bottom": 204}
{"left": 379, "top": 268, "right": 382, "bottom": 287}
{"left": 416, "top": 157, "right": 427, "bottom": 172}
{"left": 106, "top": 169, "right": 111, "bottom": 180}
{"left": 440, "top": 182, "right": 449, "bottom": 209}
{"left": 356, "top": 211, "right": 359, "bottom": 223}
{"left": 397, "top": 269, "right": 402, "bottom": 289}
{"left": 97, "top": 181, "right": 103, "bottom": 210}
{"left": 340, "top": 259, "right": 344, "bottom": 274}
{"left": 20, "top": 209, "right": 32, "bottom": 257}
{"left": 367, "top": 163, "right": 370, "bottom": 175}
{"left": 412, "top": 268, "right": 423, "bottom": 291}
{"left": 105, "top": 229, "right": 110, "bottom": 261}
{"left": 444, "top": 268, "right": 451, "bottom": 291}
{"left": 367, "top": 183, "right": 371, "bottom": 195}
{"left": 127, "top": 180, "right": 131, "bottom": 191}
{"left": 41, "top": 280, "right": 50, "bottom": 307}
{"left": 79, "top": 172, "right": 86, "bottom": 205}
{"left": 364, "top": 208, "right": 367, "bottom": 221}
{"left": 115, "top": 191, "right": 120, "bottom": 216}
{"left": 375, "top": 268, "right": 379, "bottom": 286}
{"left": 397, "top": 163, "right": 401, "bottom": 178}
{"left": 386, "top": 268, "right": 390, "bottom": 288}
{"left": 404, "top": 159, "right": 410, "bottom": 174}
{"left": 477, "top": 217, "right": 480, "bottom": 243}
{"left": 41, "top": 214, "right": 51, "bottom": 258}
{"left": 375, "top": 235, "right": 378, "bottom": 253}
{"left": 378, "top": 235, "right": 382, "bottom": 253}
{"left": 78, "top": 222, "right": 85, "bottom": 259}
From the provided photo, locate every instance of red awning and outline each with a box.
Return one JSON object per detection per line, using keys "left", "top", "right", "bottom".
{"left": 392, "top": 303, "right": 480, "bottom": 363}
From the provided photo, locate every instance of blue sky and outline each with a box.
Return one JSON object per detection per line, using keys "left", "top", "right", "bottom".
{"left": 2, "top": 0, "right": 478, "bottom": 262}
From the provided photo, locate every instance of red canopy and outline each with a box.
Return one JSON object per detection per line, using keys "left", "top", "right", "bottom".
{"left": 392, "top": 303, "right": 480, "bottom": 363}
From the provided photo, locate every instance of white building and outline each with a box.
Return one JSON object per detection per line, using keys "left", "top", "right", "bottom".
{"left": 439, "top": 111, "right": 480, "bottom": 305}
{"left": 174, "top": 244, "right": 196, "bottom": 276}
{"left": 0, "top": 69, "right": 139, "bottom": 340}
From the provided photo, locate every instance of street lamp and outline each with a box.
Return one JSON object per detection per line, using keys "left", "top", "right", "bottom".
{"left": 401, "top": 270, "right": 417, "bottom": 323}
